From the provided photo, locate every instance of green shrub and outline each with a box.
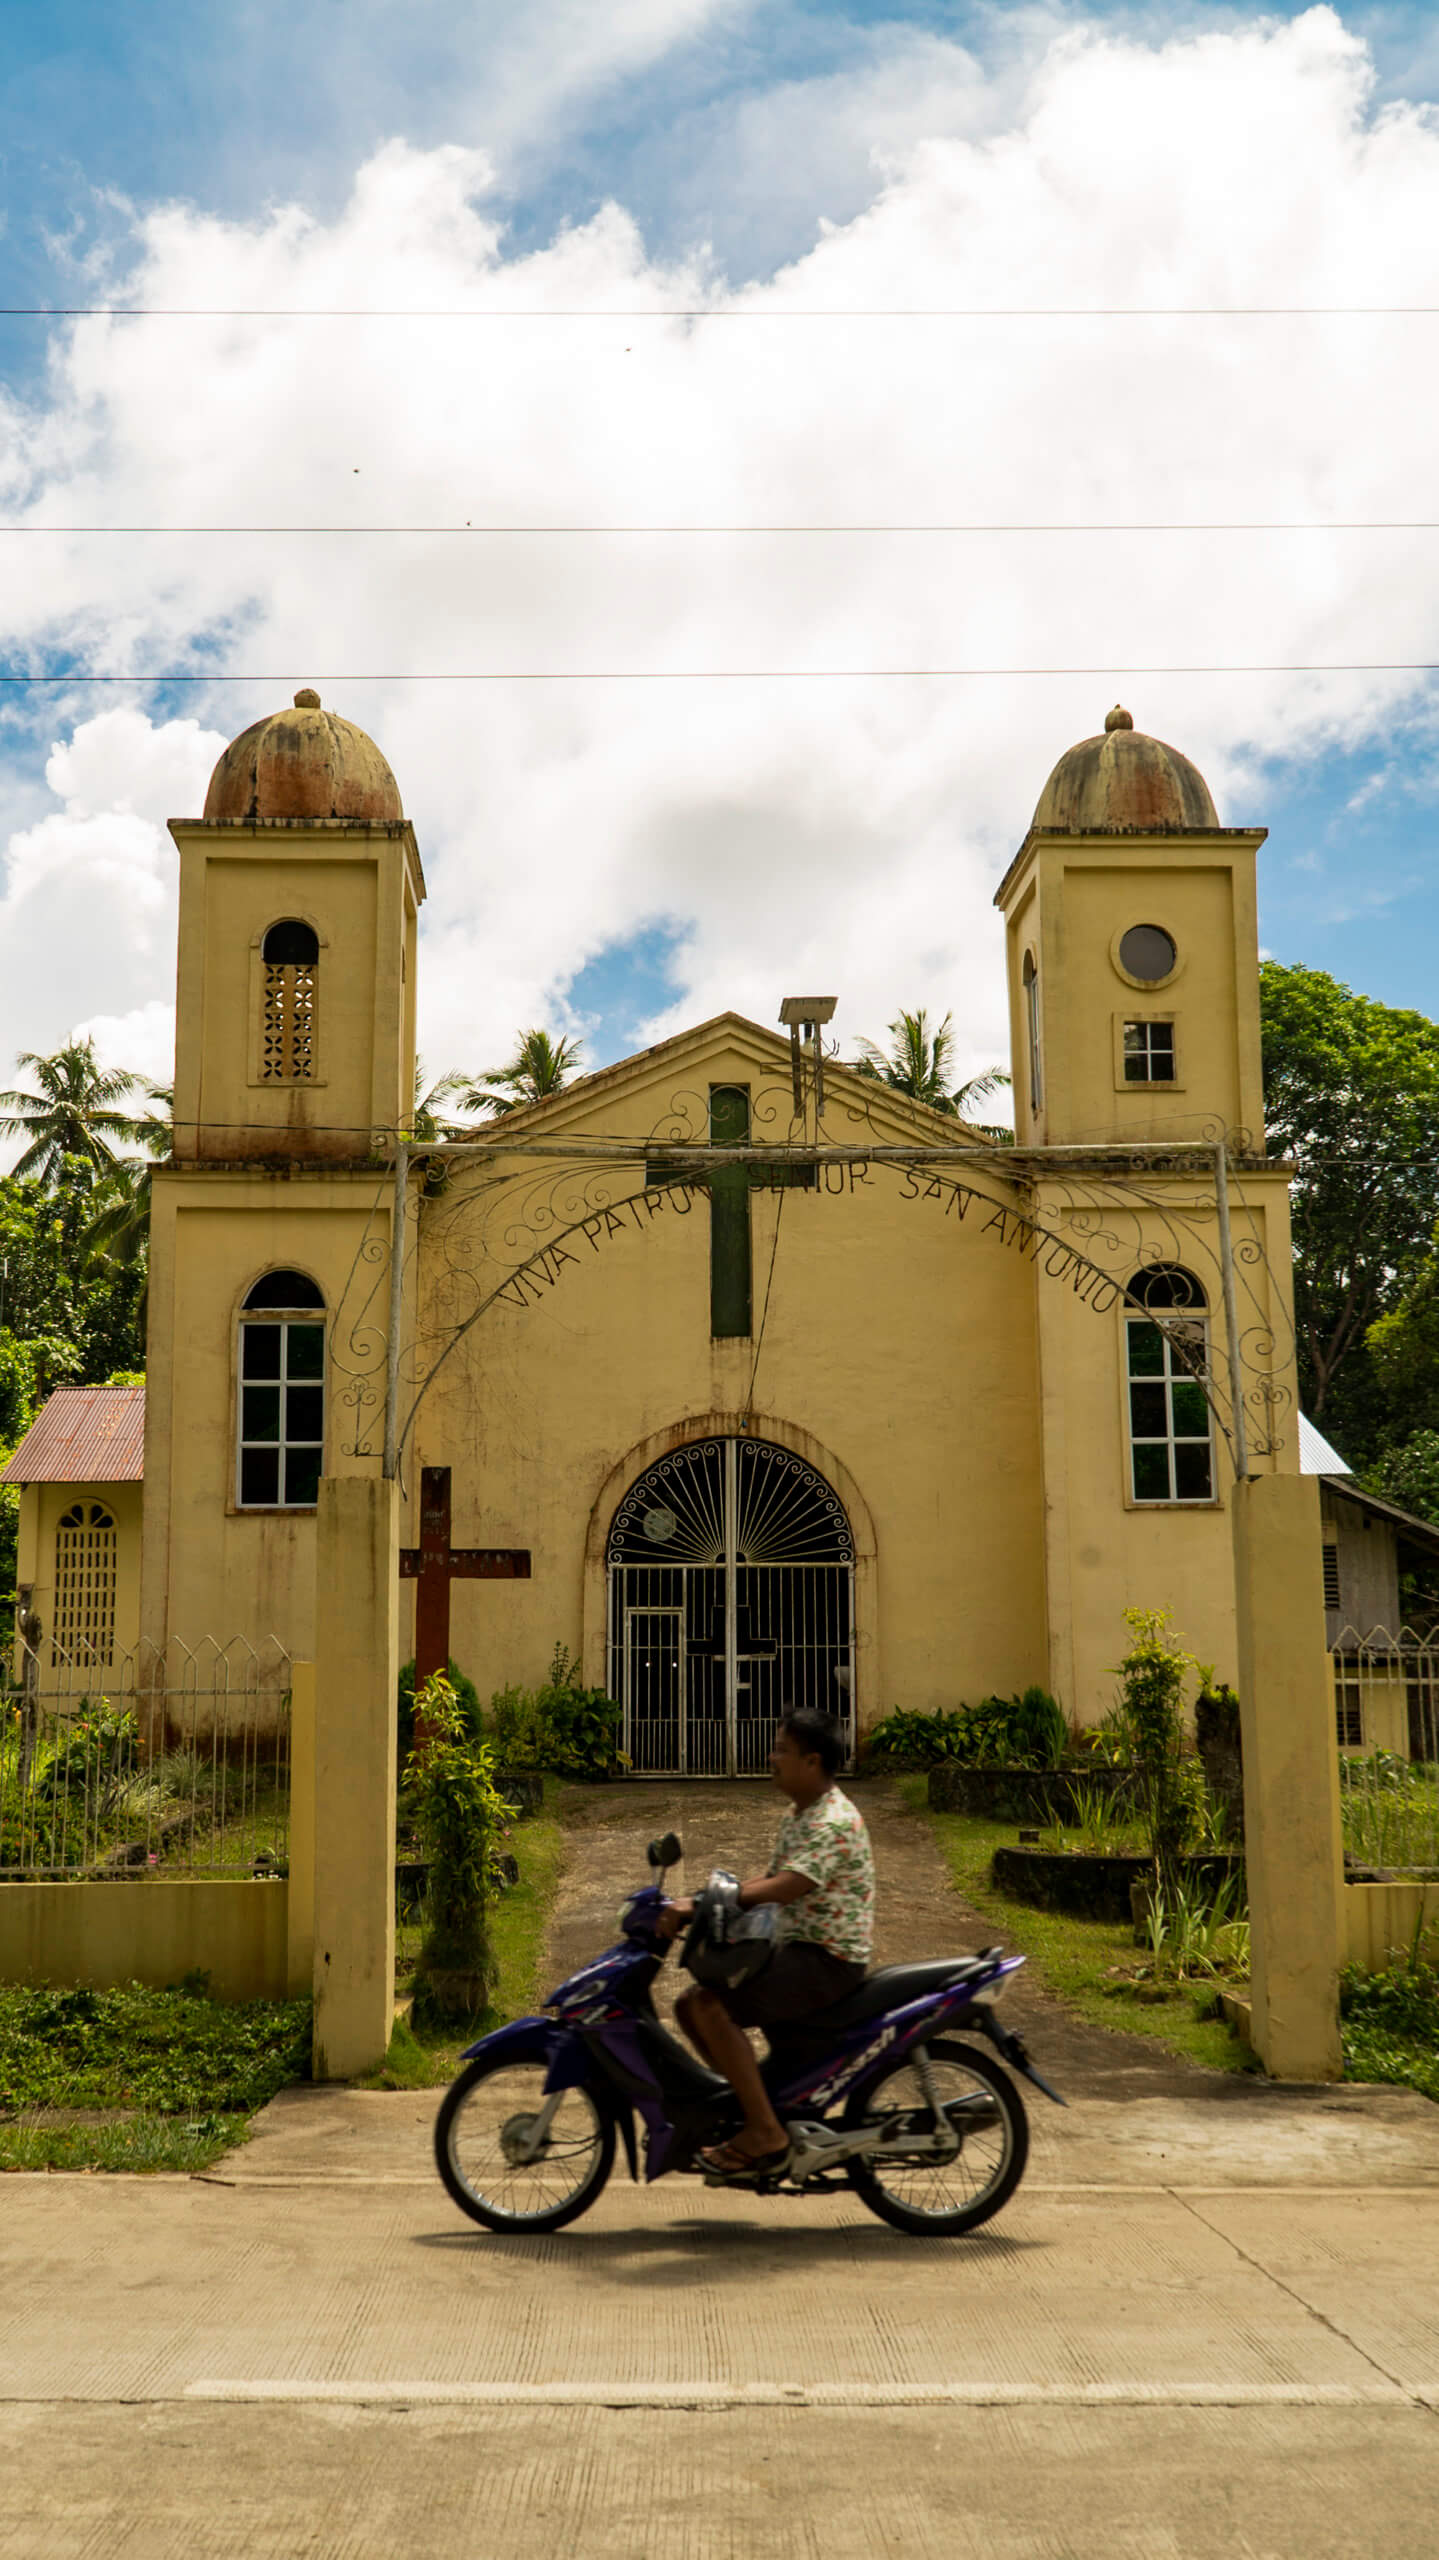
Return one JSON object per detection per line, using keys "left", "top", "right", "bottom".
{"left": 1106, "top": 1608, "right": 1206, "bottom": 1899}
{"left": 397, "top": 1657, "right": 483, "bottom": 1764}
{"left": 490, "top": 1644, "right": 626, "bottom": 1779}
{"left": 862, "top": 1687, "right": 1068, "bottom": 1770}
{"left": 1341, "top": 1932, "right": 1439, "bottom": 2102}
{"left": 407, "top": 1674, "right": 516, "bottom": 2027}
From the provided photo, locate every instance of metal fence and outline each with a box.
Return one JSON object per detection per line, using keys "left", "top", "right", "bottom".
{"left": 1333, "top": 1624, "right": 1439, "bottom": 1875}
{"left": 0, "top": 1636, "right": 291, "bottom": 1881}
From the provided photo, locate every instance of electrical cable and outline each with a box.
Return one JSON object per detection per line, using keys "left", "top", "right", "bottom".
{"left": 9, "top": 521, "right": 1439, "bottom": 534}
{"left": 9, "top": 662, "right": 1439, "bottom": 682}
{"left": 9, "top": 305, "right": 1439, "bottom": 319}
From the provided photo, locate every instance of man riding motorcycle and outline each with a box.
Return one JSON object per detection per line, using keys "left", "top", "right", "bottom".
{"left": 658, "top": 1703, "right": 874, "bottom": 2183}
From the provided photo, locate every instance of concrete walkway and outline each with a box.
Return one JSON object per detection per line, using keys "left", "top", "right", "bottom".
{"left": 4, "top": 1779, "right": 1439, "bottom": 2554}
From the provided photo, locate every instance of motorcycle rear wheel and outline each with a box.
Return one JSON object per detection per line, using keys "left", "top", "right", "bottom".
{"left": 435, "top": 2056, "right": 615, "bottom": 2233}
{"left": 843, "top": 2036, "right": 1028, "bottom": 2236}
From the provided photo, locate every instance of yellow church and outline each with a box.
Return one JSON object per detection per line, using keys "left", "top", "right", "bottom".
{"left": 9, "top": 691, "right": 1310, "bottom": 1768}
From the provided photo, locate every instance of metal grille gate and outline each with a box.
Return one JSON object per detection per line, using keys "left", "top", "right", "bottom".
{"left": 607, "top": 1437, "right": 854, "bottom": 1775}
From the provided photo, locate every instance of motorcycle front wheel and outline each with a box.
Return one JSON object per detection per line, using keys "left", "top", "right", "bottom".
{"left": 843, "top": 2036, "right": 1028, "bottom": 2236}
{"left": 435, "top": 2056, "right": 615, "bottom": 2233}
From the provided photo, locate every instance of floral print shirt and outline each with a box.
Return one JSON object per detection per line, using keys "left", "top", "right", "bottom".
{"left": 771, "top": 1785, "right": 874, "bottom": 1964}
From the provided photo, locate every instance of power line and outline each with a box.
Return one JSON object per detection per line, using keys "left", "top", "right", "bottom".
{"left": 6, "top": 663, "right": 1439, "bottom": 684}
{"left": 7, "top": 304, "right": 1439, "bottom": 319}
{"left": 9, "top": 521, "right": 1439, "bottom": 536}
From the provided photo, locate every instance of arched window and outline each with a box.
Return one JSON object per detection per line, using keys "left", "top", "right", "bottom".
{"left": 52, "top": 1500, "right": 118, "bottom": 1666}
{"left": 260, "top": 919, "right": 319, "bottom": 1083}
{"left": 237, "top": 1270, "right": 326, "bottom": 1509}
{"left": 1022, "top": 950, "right": 1042, "bottom": 1111}
{"left": 1123, "top": 1266, "right": 1213, "bottom": 1503}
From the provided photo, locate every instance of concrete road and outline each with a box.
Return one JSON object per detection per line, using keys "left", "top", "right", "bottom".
{"left": 4, "top": 2097, "right": 1439, "bottom": 2557}
{"left": 6, "top": 1776, "right": 1439, "bottom": 2556}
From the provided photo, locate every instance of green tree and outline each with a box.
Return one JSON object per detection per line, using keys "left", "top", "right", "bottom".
{"left": 1366, "top": 1433, "right": 1439, "bottom": 1529}
{"left": 851, "top": 1009, "right": 1011, "bottom": 1138}
{"left": 81, "top": 1086, "right": 173, "bottom": 1285}
{"left": 1368, "top": 1231, "right": 1439, "bottom": 1441}
{"left": 458, "top": 1029, "right": 584, "bottom": 1118}
{"left": 0, "top": 1040, "right": 135, "bottom": 1184}
{"left": 1260, "top": 963, "right": 1439, "bottom": 1456}
{"left": 409, "top": 1062, "right": 472, "bottom": 1143}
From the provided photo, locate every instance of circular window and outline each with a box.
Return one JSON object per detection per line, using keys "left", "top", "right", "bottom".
{"left": 1118, "top": 923, "right": 1177, "bottom": 983}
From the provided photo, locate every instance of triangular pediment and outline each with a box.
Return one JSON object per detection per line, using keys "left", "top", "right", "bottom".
{"left": 432, "top": 1011, "right": 1007, "bottom": 1159}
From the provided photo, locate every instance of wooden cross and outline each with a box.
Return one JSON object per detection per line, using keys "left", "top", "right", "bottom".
{"left": 399, "top": 1465, "right": 531, "bottom": 1693}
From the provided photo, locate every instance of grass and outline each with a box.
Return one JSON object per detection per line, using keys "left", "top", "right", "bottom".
{"left": 363, "top": 1779, "right": 568, "bottom": 2089}
{"left": 0, "top": 1978, "right": 312, "bottom": 2174}
{"left": 898, "top": 1777, "right": 1252, "bottom": 2075}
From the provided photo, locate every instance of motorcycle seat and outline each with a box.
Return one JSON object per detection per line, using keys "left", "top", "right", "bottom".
{"left": 813, "top": 1957, "right": 990, "bottom": 2034}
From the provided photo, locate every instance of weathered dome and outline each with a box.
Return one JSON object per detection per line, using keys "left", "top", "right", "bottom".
{"left": 203, "top": 690, "right": 403, "bottom": 823}
{"left": 1031, "top": 705, "right": 1218, "bottom": 832}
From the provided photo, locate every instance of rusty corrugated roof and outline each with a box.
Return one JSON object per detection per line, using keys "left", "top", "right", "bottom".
{"left": 1, "top": 1385, "right": 145, "bottom": 1485}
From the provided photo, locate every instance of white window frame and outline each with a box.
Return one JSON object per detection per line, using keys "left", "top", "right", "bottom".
{"left": 1124, "top": 1310, "right": 1216, "bottom": 1506}
{"left": 235, "top": 1305, "right": 327, "bottom": 1512}
{"left": 1122, "top": 1017, "right": 1177, "bottom": 1085}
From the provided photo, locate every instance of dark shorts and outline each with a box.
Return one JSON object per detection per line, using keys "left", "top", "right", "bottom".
{"left": 718, "top": 1942, "right": 867, "bottom": 2030}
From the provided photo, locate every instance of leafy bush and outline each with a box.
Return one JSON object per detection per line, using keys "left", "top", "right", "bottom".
{"left": 397, "top": 1656, "right": 483, "bottom": 1765}
{"left": 0, "top": 1979, "right": 311, "bottom": 2115}
{"left": 863, "top": 1686, "right": 1069, "bottom": 1770}
{"left": 1341, "top": 1933, "right": 1439, "bottom": 2102}
{"left": 490, "top": 1644, "right": 626, "bottom": 1779}
{"left": 861, "top": 1707, "right": 971, "bottom": 1768}
{"left": 1106, "top": 1608, "right": 1206, "bottom": 1898}
{"left": 407, "top": 1674, "right": 517, "bottom": 2026}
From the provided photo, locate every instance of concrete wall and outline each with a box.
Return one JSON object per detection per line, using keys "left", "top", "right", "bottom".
{"left": 1344, "top": 1880, "right": 1439, "bottom": 1971}
{"left": 170, "top": 818, "right": 422, "bottom": 1165}
{"left": 0, "top": 1879, "right": 289, "bottom": 2002}
{"left": 141, "top": 1170, "right": 403, "bottom": 1674}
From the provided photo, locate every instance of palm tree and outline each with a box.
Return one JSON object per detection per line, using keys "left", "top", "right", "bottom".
{"left": 0, "top": 1039, "right": 136, "bottom": 1184}
{"left": 457, "top": 1028, "right": 584, "bottom": 1118}
{"left": 81, "top": 1087, "right": 173, "bottom": 1269}
{"left": 410, "top": 1062, "right": 472, "bottom": 1142}
{"left": 851, "top": 1009, "right": 1012, "bottom": 1140}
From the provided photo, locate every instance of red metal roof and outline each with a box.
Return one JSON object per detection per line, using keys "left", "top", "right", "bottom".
{"left": 1, "top": 1386, "right": 145, "bottom": 1485}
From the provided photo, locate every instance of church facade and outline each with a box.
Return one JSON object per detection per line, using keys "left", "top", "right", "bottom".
{"left": 20, "top": 692, "right": 1308, "bottom": 1766}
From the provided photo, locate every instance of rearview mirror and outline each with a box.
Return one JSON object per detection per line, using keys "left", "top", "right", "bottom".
{"left": 647, "top": 1832, "right": 682, "bottom": 1871}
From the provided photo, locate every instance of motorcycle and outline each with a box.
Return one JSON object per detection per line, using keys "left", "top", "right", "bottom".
{"left": 434, "top": 1831, "right": 1064, "bottom": 2238}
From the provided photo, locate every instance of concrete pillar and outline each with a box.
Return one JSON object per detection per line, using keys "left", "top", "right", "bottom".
{"left": 1231, "top": 1473, "right": 1344, "bottom": 2080}
{"left": 312, "top": 1477, "right": 398, "bottom": 2079}
{"left": 286, "top": 1662, "right": 316, "bottom": 1999}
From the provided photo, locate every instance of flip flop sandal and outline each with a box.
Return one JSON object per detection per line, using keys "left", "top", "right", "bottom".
{"left": 700, "top": 2139, "right": 791, "bottom": 2186}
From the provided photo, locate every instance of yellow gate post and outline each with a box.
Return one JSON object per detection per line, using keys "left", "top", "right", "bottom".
{"left": 312, "top": 1477, "right": 399, "bottom": 2079}
{"left": 286, "top": 1662, "right": 316, "bottom": 1999}
{"left": 1231, "top": 1473, "right": 1344, "bottom": 2079}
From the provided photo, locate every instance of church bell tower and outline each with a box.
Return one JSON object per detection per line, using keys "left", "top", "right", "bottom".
{"left": 170, "top": 689, "right": 423, "bottom": 1163}
{"left": 994, "top": 706, "right": 1267, "bottom": 1152}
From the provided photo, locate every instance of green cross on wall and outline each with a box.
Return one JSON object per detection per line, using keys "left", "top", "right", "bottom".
{"left": 649, "top": 1085, "right": 813, "bottom": 1340}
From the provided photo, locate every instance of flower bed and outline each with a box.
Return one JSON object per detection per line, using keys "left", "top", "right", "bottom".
{"left": 991, "top": 1843, "right": 1245, "bottom": 1925}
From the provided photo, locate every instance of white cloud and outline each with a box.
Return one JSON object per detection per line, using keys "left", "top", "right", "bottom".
{"left": 0, "top": 711, "right": 223, "bottom": 1119}
{"left": 2, "top": 7, "right": 1439, "bottom": 1099}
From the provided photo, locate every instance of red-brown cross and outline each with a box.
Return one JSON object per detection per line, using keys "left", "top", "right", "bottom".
{"left": 399, "top": 1465, "right": 531, "bottom": 1695}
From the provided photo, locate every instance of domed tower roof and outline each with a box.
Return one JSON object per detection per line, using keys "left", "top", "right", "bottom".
{"left": 203, "top": 689, "right": 403, "bottom": 823}
{"left": 1030, "top": 705, "right": 1218, "bottom": 833}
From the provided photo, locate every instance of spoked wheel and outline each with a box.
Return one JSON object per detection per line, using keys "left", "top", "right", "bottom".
{"left": 843, "top": 2036, "right": 1028, "bottom": 2236}
{"left": 435, "top": 2056, "right": 615, "bottom": 2233}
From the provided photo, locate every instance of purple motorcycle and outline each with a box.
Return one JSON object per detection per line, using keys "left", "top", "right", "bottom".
{"left": 435, "top": 1832, "right": 1063, "bottom": 2238}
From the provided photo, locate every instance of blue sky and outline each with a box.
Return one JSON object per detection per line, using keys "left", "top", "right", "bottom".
{"left": 3, "top": 1, "right": 1439, "bottom": 1088}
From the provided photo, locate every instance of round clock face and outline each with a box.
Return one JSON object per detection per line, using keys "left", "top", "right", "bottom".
{"left": 643, "top": 1506, "right": 678, "bottom": 1545}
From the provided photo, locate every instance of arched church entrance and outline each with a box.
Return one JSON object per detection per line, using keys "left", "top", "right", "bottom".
{"left": 606, "top": 1437, "right": 854, "bottom": 1776}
